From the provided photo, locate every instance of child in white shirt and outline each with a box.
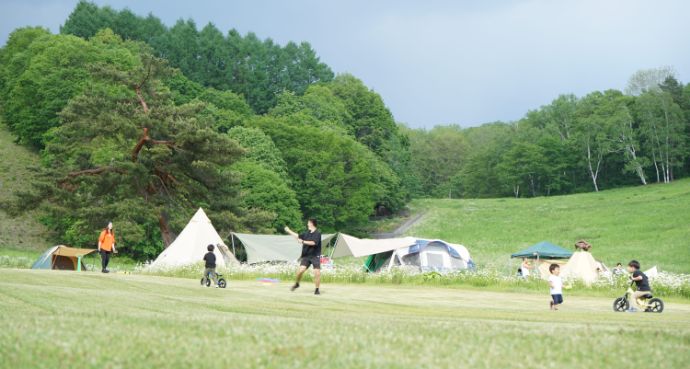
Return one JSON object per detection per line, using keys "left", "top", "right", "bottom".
{"left": 548, "top": 264, "right": 563, "bottom": 310}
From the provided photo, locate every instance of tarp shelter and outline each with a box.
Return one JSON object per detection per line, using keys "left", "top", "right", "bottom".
{"left": 32, "top": 245, "right": 96, "bottom": 271}
{"left": 332, "top": 233, "right": 418, "bottom": 258}
{"left": 149, "top": 208, "right": 238, "bottom": 269}
{"left": 511, "top": 241, "right": 573, "bottom": 259}
{"left": 231, "top": 233, "right": 335, "bottom": 264}
{"left": 560, "top": 251, "right": 608, "bottom": 285}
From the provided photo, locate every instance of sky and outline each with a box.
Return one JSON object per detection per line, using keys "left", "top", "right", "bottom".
{"left": 1, "top": 0, "right": 689, "bottom": 128}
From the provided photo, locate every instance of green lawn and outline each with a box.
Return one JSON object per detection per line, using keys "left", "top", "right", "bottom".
{"left": 407, "top": 179, "right": 690, "bottom": 273}
{"left": 1, "top": 269, "right": 689, "bottom": 369}
{"left": 0, "top": 125, "right": 52, "bottom": 251}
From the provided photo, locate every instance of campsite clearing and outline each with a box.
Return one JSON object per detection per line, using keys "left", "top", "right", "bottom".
{"left": 1, "top": 269, "right": 689, "bottom": 369}
{"left": 408, "top": 178, "right": 690, "bottom": 273}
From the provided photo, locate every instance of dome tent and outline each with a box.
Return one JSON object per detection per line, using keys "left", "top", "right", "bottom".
{"left": 333, "top": 234, "right": 473, "bottom": 273}
{"left": 377, "top": 239, "right": 472, "bottom": 273}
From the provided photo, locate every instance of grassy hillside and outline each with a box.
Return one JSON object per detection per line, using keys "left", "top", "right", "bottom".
{"left": 407, "top": 179, "right": 690, "bottom": 273}
{"left": 1, "top": 269, "right": 689, "bottom": 369}
{"left": 0, "top": 125, "right": 52, "bottom": 252}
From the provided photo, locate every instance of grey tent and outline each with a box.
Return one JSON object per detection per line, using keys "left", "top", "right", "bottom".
{"left": 231, "top": 233, "right": 335, "bottom": 264}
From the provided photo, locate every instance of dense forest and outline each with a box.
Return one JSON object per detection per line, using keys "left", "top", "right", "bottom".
{"left": 1, "top": 1, "right": 688, "bottom": 259}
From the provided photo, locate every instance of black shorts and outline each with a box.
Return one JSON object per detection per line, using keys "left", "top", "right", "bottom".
{"left": 552, "top": 294, "right": 564, "bottom": 305}
{"left": 300, "top": 256, "right": 320, "bottom": 270}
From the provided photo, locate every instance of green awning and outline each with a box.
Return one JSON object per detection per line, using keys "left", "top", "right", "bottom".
{"left": 510, "top": 241, "right": 572, "bottom": 259}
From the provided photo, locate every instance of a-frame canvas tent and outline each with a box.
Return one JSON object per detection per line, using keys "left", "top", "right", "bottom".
{"left": 231, "top": 233, "right": 335, "bottom": 264}
{"left": 149, "top": 208, "right": 238, "bottom": 269}
{"left": 32, "top": 245, "right": 96, "bottom": 271}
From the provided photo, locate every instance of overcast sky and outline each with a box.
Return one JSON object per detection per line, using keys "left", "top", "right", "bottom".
{"left": 2, "top": 0, "right": 689, "bottom": 128}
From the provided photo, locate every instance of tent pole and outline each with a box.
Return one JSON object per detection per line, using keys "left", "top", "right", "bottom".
{"left": 77, "top": 256, "right": 82, "bottom": 272}
{"left": 231, "top": 234, "right": 236, "bottom": 257}
{"left": 328, "top": 234, "right": 338, "bottom": 258}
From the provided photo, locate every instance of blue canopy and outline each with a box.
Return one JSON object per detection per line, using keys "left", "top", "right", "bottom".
{"left": 510, "top": 241, "right": 572, "bottom": 259}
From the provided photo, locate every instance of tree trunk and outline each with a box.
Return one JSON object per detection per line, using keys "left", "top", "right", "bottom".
{"left": 652, "top": 151, "right": 660, "bottom": 183}
{"left": 626, "top": 147, "right": 647, "bottom": 185}
{"left": 158, "top": 214, "right": 174, "bottom": 248}
{"left": 513, "top": 184, "right": 519, "bottom": 198}
{"left": 586, "top": 141, "right": 600, "bottom": 192}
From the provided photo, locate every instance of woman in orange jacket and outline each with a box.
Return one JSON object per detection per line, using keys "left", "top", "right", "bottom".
{"left": 98, "top": 222, "right": 117, "bottom": 273}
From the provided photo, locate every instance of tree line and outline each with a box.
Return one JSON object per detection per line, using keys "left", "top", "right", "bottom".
{"left": 405, "top": 72, "right": 689, "bottom": 199}
{"left": 0, "top": 1, "right": 688, "bottom": 260}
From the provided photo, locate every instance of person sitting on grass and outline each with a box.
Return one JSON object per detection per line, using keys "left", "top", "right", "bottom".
{"left": 548, "top": 264, "right": 563, "bottom": 310}
{"left": 203, "top": 244, "right": 219, "bottom": 288}
{"left": 627, "top": 260, "right": 651, "bottom": 312}
{"left": 612, "top": 262, "right": 625, "bottom": 276}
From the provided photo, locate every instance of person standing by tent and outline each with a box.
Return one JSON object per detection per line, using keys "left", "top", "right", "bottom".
{"left": 520, "top": 258, "right": 531, "bottom": 278}
{"left": 285, "top": 219, "right": 322, "bottom": 295}
{"left": 98, "top": 222, "right": 117, "bottom": 273}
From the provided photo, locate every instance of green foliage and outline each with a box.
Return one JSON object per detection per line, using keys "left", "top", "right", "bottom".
{"left": 227, "top": 126, "right": 288, "bottom": 178}
{"left": 0, "top": 29, "right": 98, "bottom": 147}
{"left": 60, "top": 2, "right": 334, "bottom": 113}
{"left": 7, "top": 41, "right": 255, "bottom": 259}
{"left": 248, "top": 115, "right": 401, "bottom": 232}
{"left": 231, "top": 161, "right": 302, "bottom": 232}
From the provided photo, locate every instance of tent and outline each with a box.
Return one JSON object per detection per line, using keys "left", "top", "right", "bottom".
{"left": 534, "top": 259, "right": 568, "bottom": 280}
{"left": 149, "top": 208, "right": 238, "bottom": 269}
{"left": 511, "top": 241, "right": 573, "bottom": 259}
{"left": 32, "top": 245, "right": 96, "bottom": 271}
{"left": 332, "top": 233, "right": 418, "bottom": 258}
{"left": 376, "top": 239, "right": 472, "bottom": 273}
{"left": 560, "top": 251, "right": 608, "bottom": 285}
{"left": 334, "top": 234, "right": 472, "bottom": 273}
{"left": 231, "top": 233, "right": 335, "bottom": 264}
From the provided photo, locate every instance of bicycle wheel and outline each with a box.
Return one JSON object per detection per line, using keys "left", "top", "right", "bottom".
{"left": 613, "top": 297, "right": 628, "bottom": 312}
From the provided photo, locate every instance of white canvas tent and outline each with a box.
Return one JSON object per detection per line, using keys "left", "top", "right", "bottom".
{"left": 560, "top": 251, "right": 607, "bottom": 285}
{"left": 232, "top": 233, "right": 335, "bottom": 264}
{"left": 149, "top": 208, "right": 238, "bottom": 269}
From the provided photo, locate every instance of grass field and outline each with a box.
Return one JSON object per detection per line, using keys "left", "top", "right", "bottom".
{"left": 0, "top": 125, "right": 52, "bottom": 251}
{"left": 1, "top": 269, "right": 689, "bottom": 369}
{"left": 407, "top": 179, "right": 690, "bottom": 273}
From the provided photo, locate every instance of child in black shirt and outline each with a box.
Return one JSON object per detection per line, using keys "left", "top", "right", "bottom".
{"left": 203, "top": 244, "right": 219, "bottom": 288}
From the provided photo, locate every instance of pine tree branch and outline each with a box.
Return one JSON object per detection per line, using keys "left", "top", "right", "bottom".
{"left": 131, "top": 127, "right": 175, "bottom": 162}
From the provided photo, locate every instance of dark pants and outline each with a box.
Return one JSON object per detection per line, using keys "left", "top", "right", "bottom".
{"left": 100, "top": 250, "right": 111, "bottom": 271}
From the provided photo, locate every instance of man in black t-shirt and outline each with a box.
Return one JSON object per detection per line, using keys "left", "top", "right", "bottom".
{"left": 285, "top": 219, "right": 322, "bottom": 295}
{"left": 627, "top": 260, "right": 651, "bottom": 309}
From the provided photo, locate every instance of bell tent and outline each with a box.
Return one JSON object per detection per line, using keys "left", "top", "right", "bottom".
{"left": 32, "top": 245, "right": 96, "bottom": 271}
{"left": 560, "top": 250, "right": 608, "bottom": 285}
{"left": 149, "top": 208, "right": 238, "bottom": 269}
